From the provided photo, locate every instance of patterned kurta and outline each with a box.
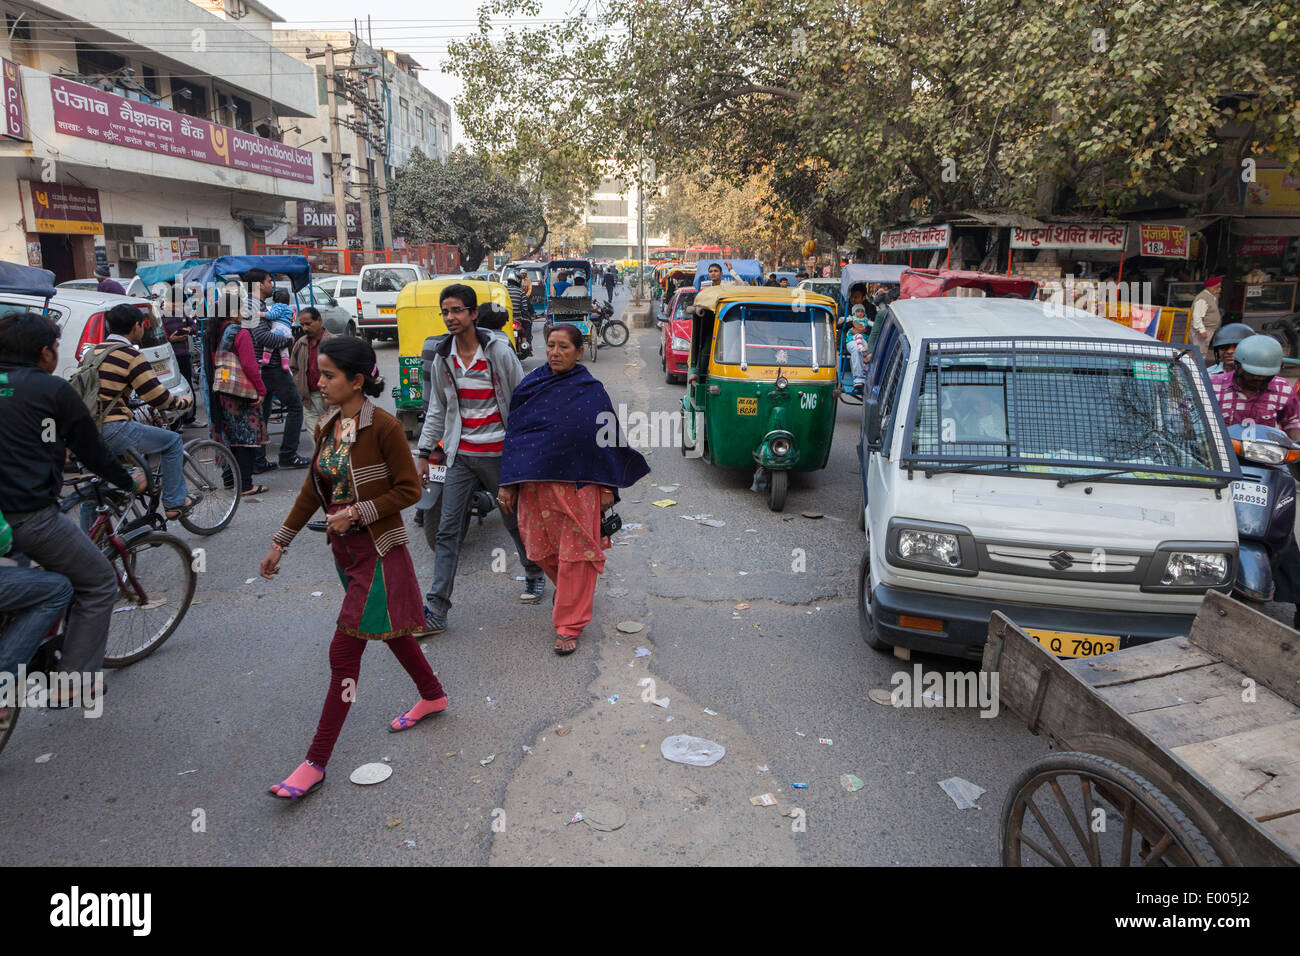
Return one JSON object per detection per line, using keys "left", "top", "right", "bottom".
{"left": 516, "top": 481, "right": 610, "bottom": 573}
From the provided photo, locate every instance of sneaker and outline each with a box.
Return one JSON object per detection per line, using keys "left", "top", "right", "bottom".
{"left": 280, "top": 455, "right": 310, "bottom": 469}
{"left": 520, "top": 577, "right": 545, "bottom": 604}
{"left": 413, "top": 605, "right": 447, "bottom": 637}
{"left": 253, "top": 460, "right": 279, "bottom": 475}
{"left": 413, "top": 509, "right": 425, "bottom": 527}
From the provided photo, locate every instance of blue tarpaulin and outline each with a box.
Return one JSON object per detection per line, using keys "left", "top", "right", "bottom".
{"left": 0, "top": 261, "right": 57, "bottom": 298}
{"left": 135, "top": 259, "right": 212, "bottom": 288}
{"left": 692, "top": 259, "right": 764, "bottom": 287}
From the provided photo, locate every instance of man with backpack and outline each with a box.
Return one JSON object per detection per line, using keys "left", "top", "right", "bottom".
{"left": 0, "top": 311, "right": 145, "bottom": 703}
{"left": 79, "top": 304, "right": 197, "bottom": 521}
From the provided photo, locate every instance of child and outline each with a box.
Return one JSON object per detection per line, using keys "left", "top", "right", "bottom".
{"left": 267, "top": 288, "right": 295, "bottom": 339}
{"left": 847, "top": 307, "right": 870, "bottom": 390}
{"left": 476, "top": 302, "right": 511, "bottom": 344}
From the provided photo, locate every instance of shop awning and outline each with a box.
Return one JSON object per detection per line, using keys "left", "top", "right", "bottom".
{"left": 1228, "top": 217, "right": 1300, "bottom": 237}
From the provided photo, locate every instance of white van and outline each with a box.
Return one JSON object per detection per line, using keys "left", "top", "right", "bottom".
{"left": 856, "top": 298, "right": 1240, "bottom": 661}
{"left": 356, "top": 263, "right": 430, "bottom": 342}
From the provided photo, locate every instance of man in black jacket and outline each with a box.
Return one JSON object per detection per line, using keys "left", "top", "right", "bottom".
{"left": 0, "top": 311, "right": 144, "bottom": 696}
{"left": 244, "top": 268, "right": 308, "bottom": 473}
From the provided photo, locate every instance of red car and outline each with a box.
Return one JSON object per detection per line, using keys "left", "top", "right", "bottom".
{"left": 659, "top": 287, "right": 696, "bottom": 383}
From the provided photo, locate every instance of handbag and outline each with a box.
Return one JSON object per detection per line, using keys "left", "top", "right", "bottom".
{"left": 600, "top": 508, "right": 622, "bottom": 538}
{"left": 212, "top": 335, "right": 258, "bottom": 400}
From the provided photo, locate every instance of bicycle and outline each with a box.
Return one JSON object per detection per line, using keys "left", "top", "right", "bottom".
{"left": 1, "top": 476, "right": 196, "bottom": 756}
{"left": 127, "top": 403, "right": 241, "bottom": 535}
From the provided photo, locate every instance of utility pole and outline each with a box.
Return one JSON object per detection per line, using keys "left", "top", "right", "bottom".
{"left": 367, "top": 71, "right": 394, "bottom": 250}
{"left": 324, "top": 45, "right": 351, "bottom": 269}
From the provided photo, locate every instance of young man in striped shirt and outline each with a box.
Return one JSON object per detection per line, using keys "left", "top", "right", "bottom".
{"left": 87, "top": 304, "right": 197, "bottom": 519}
{"left": 415, "top": 284, "right": 543, "bottom": 635}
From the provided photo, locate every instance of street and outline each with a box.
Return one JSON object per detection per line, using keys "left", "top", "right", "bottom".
{"left": 0, "top": 289, "right": 1051, "bottom": 866}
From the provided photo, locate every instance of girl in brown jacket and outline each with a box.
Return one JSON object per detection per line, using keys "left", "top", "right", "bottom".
{"left": 259, "top": 336, "right": 447, "bottom": 800}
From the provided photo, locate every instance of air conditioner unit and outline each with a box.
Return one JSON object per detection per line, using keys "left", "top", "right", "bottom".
{"left": 201, "top": 243, "right": 222, "bottom": 258}
{"left": 117, "top": 241, "right": 137, "bottom": 260}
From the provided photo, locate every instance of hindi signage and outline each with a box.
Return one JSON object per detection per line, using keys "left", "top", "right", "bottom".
{"left": 1011, "top": 222, "right": 1127, "bottom": 251}
{"left": 879, "top": 224, "right": 950, "bottom": 252}
{"left": 25, "top": 181, "right": 103, "bottom": 235}
{"left": 2, "top": 58, "right": 24, "bottom": 140}
{"left": 1137, "top": 223, "right": 1189, "bottom": 259}
{"left": 49, "top": 77, "right": 315, "bottom": 184}
{"left": 1238, "top": 235, "right": 1290, "bottom": 257}
{"left": 296, "top": 200, "right": 362, "bottom": 239}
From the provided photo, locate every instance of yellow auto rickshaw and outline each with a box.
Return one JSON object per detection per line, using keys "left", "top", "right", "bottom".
{"left": 394, "top": 277, "right": 514, "bottom": 438}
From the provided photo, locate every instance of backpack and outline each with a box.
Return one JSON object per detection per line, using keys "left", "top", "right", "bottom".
{"left": 69, "top": 342, "right": 130, "bottom": 428}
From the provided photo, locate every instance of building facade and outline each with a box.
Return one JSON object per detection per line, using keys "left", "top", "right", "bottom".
{"left": 584, "top": 172, "right": 667, "bottom": 261}
{"left": 0, "top": 0, "right": 326, "bottom": 283}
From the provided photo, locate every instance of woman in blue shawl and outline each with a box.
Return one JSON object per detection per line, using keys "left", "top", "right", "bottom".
{"left": 497, "top": 324, "right": 649, "bottom": 655}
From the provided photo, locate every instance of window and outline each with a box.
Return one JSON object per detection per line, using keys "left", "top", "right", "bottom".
{"left": 441, "top": 123, "right": 449, "bottom": 148}
{"left": 160, "top": 226, "right": 221, "bottom": 245}
{"left": 315, "top": 66, "right": 327, "bottom": 107}
{"left": 76, "top": 43, "right": 126, "bottom": 81}
{"left": 415, "top": 107, "right": 424, "bottom": 139}
{"left": 590, "top": 199, "right": 628, "bottom": 218}
{"left": 6, "top": 14, "right": 30, "bottom": 42}
{"left": 399, "top": 98, "right": 410, "bottom": 132}
{"left": 713, "top": 306, "right": 835, "bottom": 368}
{"left": 169, "top": 78, "right": 208, "bottom": 118}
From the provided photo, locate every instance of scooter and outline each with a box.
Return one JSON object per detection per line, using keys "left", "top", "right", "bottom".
{"left": 1227, "top": 422, "right": 1299, "bottom": 602}
{"left": 414, "top": 452, "right": 497, "bottom": 552}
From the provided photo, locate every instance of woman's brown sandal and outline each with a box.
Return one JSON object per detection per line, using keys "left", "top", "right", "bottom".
{"left": 554, "top": 635, "right": 578, "bottom": 656}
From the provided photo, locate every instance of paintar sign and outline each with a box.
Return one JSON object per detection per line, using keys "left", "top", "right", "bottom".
{"left": 49, "top": 77, "right": 314, "bottom": 184}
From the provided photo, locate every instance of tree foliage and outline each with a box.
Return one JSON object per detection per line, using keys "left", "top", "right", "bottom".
{"left": 651, "top": 169, "right": 806, "bottom": 264}
{"left": 450, "top": 0, "right": 1298, "bottom": 239}
{"left": 388, "top": 148, "right": 543, "bottom": 269}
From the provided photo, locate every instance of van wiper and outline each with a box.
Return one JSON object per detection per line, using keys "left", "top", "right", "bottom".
{"left": 1055, "top": 469, "right": 1140, "bottom": 487}
{"left": 922, "top": 462, "right": 1011, "bottom": 478}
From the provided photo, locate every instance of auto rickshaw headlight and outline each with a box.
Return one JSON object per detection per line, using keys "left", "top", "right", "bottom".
{"left": 772, "top": 437, "right": 792, "bottom": 458}
{"left": 775, "top": 377, "right": 788, "bottom": 391}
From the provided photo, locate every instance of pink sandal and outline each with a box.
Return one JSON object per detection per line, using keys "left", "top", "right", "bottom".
{"left": 389, "top": 695, "right": 449, "bottom": 733}
{"left": 269, "top": 760, "right": 325, "bottom": 800}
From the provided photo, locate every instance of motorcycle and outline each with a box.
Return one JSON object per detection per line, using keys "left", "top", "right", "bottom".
{"left": 512, "top": 317, "right": 533, "bottom": 360}
{"left": 414, "top": 452, "right": 498, "bottom": 551}
{"left": 1227, "top": 422, "right": 1299, "bottom": 602}
{"left": 591, "top": 300, "right": 630, "bottom": 348}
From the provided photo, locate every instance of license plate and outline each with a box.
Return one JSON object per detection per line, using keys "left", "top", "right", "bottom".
{"left": 427, "top": 465, "right": 446, "bottom": 484}
{"left": 1024, "top": 629, "right": 1119, "bottom": 659}
{"left": 379, "top": 306, "right": 396, "bottom": 315}
{"left": 1232, "top": 480, "right": 1268, "bottom": 507}
{"left": 151, "top": 360, "right": 171, "bottom": 374}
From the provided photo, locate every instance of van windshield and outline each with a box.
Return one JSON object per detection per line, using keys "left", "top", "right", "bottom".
{"left": 904, "top": 339, "right": 1234, "bottom": 484}
{"left": 361, "top": 269, "right": 415, "bottom": 293}
{"left": 714, "top": 305, "right": 835, "bottom": 367}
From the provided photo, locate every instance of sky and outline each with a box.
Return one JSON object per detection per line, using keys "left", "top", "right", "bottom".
{"left": 267, "top": 0, "right": 587, "bottom": 146}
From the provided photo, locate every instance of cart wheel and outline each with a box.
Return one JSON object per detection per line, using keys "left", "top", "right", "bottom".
{"left": 588, "top": 331, "right": 598, "bottom": 362}
{"left": 766, "top": 469, "right": 787, "bottom": 511}
{"left": 1001, "top": 752, "right": 1221, "bottom": 867}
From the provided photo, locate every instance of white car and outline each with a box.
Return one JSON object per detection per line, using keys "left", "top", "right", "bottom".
{"left": 58, "top": 276, "right": 150, "bottom": 298}
{"left": 0, "top": 288, "right": 192, "bottom": 423}
{"left": 356, "top": 263, "right": 430, "bottom": 342}
{"left": 314, "top": 274, "right": 360, "bottom": 330}
{"left": 857, "top": 296, "right": 1239, "bottom": 661}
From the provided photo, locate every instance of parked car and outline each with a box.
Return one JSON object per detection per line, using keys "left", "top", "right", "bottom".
{"left": 58, "top": 275, "right": 150, "bottom": 298}
{"left": 313, "top": 274, "right": 360, "bottom": 329}
{"left": 856, "top": 296, "right": 1239, "bottom": 661}
{"left": 657, "top": 287, "right": 695, "bottom": 383}
{"left": 356, "top": 262, "right": 430, "bottom": 342}
{"left": 280, "top": 280, "right": 354, "bottom": 337}
{"left": 0, "top": 287, "right": 191, "bottom": 423}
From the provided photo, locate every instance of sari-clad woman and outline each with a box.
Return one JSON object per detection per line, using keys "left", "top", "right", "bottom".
{"left": 497, "top": 324, "right": 650, "bottom": 655}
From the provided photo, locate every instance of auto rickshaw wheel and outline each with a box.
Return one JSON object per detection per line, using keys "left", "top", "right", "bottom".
{"left": 766, "top": 469, "right": 787, "bottom": 511}
{"left": 1001, "top": 752, "right": 1221, "bottom": 867}
{"left": 857, "top": 548, "right": 892, "bottom": 651}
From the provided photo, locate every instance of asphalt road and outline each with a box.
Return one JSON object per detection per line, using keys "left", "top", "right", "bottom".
{"left": 0, "top": 284, "right": 1053, "bottom": 866}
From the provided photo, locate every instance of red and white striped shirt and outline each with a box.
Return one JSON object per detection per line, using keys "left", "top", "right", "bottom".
{"left": 452, "top": 346, "right": 505, "bottom": 454}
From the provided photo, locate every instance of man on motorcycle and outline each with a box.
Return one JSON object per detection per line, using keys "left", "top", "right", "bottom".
{"left": 504, "top": 270, "right": 533, "bottom": 355}
{"left": 1212, "top": 335, "right": 1300, "bottom": 442}
{"left": 1206, "top": 323, "right": 1254, "bottom": 375}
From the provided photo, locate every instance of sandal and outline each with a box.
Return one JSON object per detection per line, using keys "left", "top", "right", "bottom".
{"left": 164, "top": 493, "right": 203, "bottom": 520}
{"left": 388, "top": 695, "right": 449, "bottom": 732}
{"left": 554, "top": 634, "right": 579, "bottom": 656}
{"left": 269, "top": 760, "right": 325, "bottom": 800}
{"left": 242, "top": 484, "right": 270, "bottom": 497}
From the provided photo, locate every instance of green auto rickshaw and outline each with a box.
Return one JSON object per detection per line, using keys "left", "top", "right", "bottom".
{"left": 681, "top": 285, "right": 840, "bottom": 510}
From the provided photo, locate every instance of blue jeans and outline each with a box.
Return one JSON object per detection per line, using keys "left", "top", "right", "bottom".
{"left": 102, "top": 418, "right": 189, "bottom": 508}
{"left": 0, "top": 565, "right": 74, "bottom": 677}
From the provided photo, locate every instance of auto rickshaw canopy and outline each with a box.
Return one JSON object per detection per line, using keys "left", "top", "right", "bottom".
{"left": 395, "top": 277, "right": 514, "bottom": 358}
{"left": 900, "top": 268, "right": 1039, "bottom": 299}
{"left": 691, "top": 284, "right": 838, "bottom": 315}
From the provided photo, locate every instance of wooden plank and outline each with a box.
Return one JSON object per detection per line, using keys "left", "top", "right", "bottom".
{"left": 1062, "top": 637, "right": 1216, "bottom": 689}
{"left": 1095, "top": 662, "right": 1300, "bottom": 748}
{"left": 1263, "top": 812, "right": 1300, "bottom": 855}
{"left": 1172, "top": 720, "right": 1300, "bottom": 821}
{"left": 1188, "top": 591, "right": 1300, "bottom": 707}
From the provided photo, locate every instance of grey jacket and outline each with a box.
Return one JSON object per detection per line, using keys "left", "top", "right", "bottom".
{"left": 416, "top": 328, "right": 523, "bottom": 466}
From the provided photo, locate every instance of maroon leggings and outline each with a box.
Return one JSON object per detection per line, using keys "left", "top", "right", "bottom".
{"left": 306, "top": 631, "right": 445, "bottom": 767}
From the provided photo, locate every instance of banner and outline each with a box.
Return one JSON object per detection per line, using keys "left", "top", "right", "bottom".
{"left": 2, "top": 58, "right": 23, "bottom": 140}
{"left": 49, "top": 77, "right": 314, "bottom": 184}
{"left": 296, "top": 200, "right": 362, "bottom": 239}
{"left": 879, "top": 224, "right": 950, "bottom": 252}
{"left": 1137, "top": 223, "right": 1189, "bottom": 259}
{"left": 1238, "top": 235, "right": 1291, "bottom": 257}
{"left": 25, "top": 181, "right": 103, "bottom": 234}
{"left": 1011, "top": 222, "right": 1126, "bottom": 250}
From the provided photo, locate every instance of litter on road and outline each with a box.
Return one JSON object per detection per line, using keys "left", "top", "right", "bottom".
{"left": 802, "top": 512, "right": 824, "bottom": 519}
{"left": 556, "top": 726, "right": 571, "bottom": 736}
{"left": 480, "top": 754, "right": 497, "bottom": 766}
{"left": 616, "top": 621, "right": 644, "bottom": 634}
{"left": 703, "top": 707, "right": 718, "bottom": 716}
{"left": 661, "top": 734, "right": 726, "bottom": 767}
{"left": 819, "top": 738, "right": 833, "bottom": 746}
{"left": 583, "top": 801, "right": 627, "bottom": 831}
{"left": 757, "top": 765, "right": 770, "bottom": 774}
{"left": 938, "top": 777, "right": 987, "bottom": 810}
{"left": 868, "top": 689, "right": 896, "bottom": 706}
{"left": 734, "top": 604, "right": 750, "bottom": 610}
{"left": 750, "top": 793, "right": 777, "bottom": 806}
{"left": 35, "top": 753, "right": 54, "bottom": 764}
{"left": 634, "top": 646, "right": 651, "bottom": 657}
{"left": 349, "top": 762, "right": 392, "bottom": 785}
{"left": 700, "top": 519, "right": 726, "bottom": 528}
{"left": 651, "top": 499, "right": 676, "bottom": 508}
{"left": 608, "top": 695, "right": 619, "bottom": 704}
{"left": 841, "top": 774, "right": 865, "bottom": 792}
{"left": 653, "top": 697, "right": 670, "bottom": 708}
{"left": 792, "top": 782, "right": 809, "bottom": 789}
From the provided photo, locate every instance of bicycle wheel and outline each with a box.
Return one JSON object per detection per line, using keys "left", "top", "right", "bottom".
{"left": 587, "top": 329, "right": 598, "bottom": 362}
{"left": 179, "top": 439, "right": 240, "bottom": 535}
{"left": 102, "top": 532, "right": 196, "bottom": 667}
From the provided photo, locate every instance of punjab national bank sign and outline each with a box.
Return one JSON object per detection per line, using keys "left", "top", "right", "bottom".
{"left": 49, "top": 77, "right": 314, "bottom": 184}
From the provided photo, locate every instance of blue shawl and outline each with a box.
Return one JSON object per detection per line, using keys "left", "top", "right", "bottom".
{"left": 499, "top": 363, "right": 651, "bottom": 489}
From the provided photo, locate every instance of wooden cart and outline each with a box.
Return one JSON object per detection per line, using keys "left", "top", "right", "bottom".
{"left": 982, "top": 591, "right": 1300, "bottom": 866}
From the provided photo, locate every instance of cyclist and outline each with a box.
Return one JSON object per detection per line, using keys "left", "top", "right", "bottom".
{"left": 0, "top": 311, "right": 145, "bottom": 703}
{"left": 85, "top": 304, "right": 198, "bottom": 521}
{"left": 0, "top": 505, "right": 74, "bottom": 729}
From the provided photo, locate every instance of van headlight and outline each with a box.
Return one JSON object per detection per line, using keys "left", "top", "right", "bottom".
{"left": 898, "top": 530, "right": 962, "bottom": 568}
{"left": 1160, "top": 552, "right": 1229, "bottom": 587}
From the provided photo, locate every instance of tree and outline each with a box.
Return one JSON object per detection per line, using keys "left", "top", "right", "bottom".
{"left": 388, "top": 148, "right": 543, "bottom": 269}
{"left": 451, "top": 0, "right": 1297, "bottom": 236}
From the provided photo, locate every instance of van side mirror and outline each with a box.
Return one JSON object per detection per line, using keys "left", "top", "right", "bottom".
{"left": 865, "top": 397, "right": 883, "bottom": 450}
